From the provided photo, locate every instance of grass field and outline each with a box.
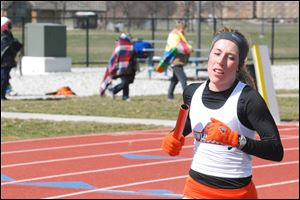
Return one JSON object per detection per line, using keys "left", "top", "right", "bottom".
{"left": 1, "top": 93, "right": 298, "bottom": 142}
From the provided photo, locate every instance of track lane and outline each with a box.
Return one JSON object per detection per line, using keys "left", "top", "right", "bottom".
{"left": 1, "top": 125, "right": 298, "bottom": 199}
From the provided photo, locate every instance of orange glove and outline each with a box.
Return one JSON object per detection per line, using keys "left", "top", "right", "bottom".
{"left": 161, "top": 131, "right": 185, "bottom": 156}
{"left": 204, "top": 118, "right": 239, "bottom": 147}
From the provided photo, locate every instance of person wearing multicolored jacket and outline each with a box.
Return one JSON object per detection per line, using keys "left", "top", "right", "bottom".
{"left": 100, "top": 33, "right": 138, "bottom": 101}
{"left": 165, "top": 20, "right": 192, "bottom": 100}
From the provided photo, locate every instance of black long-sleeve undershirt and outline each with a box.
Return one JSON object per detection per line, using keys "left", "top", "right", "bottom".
{"left": 182, "top": 80, "right": 284, "bottom": 162}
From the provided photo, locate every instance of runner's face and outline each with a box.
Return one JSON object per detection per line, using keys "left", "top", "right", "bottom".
{"left": 207, "top": 39, "right": 239, "bottom": 91}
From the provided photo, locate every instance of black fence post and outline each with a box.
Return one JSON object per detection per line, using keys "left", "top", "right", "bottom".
{"left": 86, "top": 16, "right": 89, "bottom": 67}
{"left": 151, "top": 17, "right": 155, "bottom": 67}
{"left": 213, "top": 18, "right": 217, "bottom": 35}
{"left": 21, "top": 17, "right": 25, "bottom": 50}
{"left": 151, "top": 17, "right": 155, "bottom": 49}
{"left": 271, "top": 18, "right": 275, "bottom": 64}
{"left": 20, "top": 17, "right": 26, "bottom": 76}
{"left": 196, "top": 2, "right": 201, "bottom": 59}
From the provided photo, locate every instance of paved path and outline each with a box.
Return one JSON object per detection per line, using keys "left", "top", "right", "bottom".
{"left": 1, "top": 112, "right": 176, "bottom": 127}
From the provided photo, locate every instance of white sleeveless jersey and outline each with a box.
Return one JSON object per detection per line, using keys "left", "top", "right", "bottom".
{"left": 189, "top": 81, "right": 256, "bottom": 178}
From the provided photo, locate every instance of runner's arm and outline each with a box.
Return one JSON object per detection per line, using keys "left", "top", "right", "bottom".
{"left": 238, "top": 87, "right": 284, "bottom": 162}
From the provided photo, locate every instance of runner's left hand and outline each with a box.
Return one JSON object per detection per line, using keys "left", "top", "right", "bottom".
{"left": 204, "top": 118, "right": 239, "bottom": 147}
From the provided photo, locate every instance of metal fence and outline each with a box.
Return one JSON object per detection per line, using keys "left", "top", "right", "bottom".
{"left": 12, "top": 16, "right": 299, "bottom": 67}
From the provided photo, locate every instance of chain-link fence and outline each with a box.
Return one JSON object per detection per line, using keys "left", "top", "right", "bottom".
{"left": 12, "top": 16, "right": 299, "bottom": 67}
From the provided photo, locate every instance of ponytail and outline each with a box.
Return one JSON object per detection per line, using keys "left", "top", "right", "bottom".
{"left": 236, "top": 64, "right": 257, "bottom": 90}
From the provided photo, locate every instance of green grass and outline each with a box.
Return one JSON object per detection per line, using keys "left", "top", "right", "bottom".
{"left": 1, "top": 93, "right": 298, "bottom": 120}
{"left": 276, "top": 89, "right": 299, "bottom": 94}
{"left": 1, "top": 118, "right": 163, "bottom": 141}
{"left": 1, "top": 95, "right": 182, "bottom": 141}
{"left": 1, "top": 95, "right": 183, "bottom": 119}
{"left": 277, "top": 96, "right": 299, "bottom": 121}
{"left": 1, "top": 93, "right": 298, "bottom": 141}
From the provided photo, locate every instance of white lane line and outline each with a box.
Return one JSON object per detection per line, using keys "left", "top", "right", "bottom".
{"left": 2, "top": 146, "right": 297, "bottom": 169}
{"left": 253, "top": 160, "right": 299, "bottom": 169}
{"left": 1, "top": 129, "right": 168, "bottom": 144}
{"left": 278, "top": 127, "right": 299, "bottom": 132}
{"left": 1, "top": 146, "right": 192, "bottom": 168}
{"left": 2, "top": 160, "right": 298, "bottom": 187}
{"left": 1, "top": 124, "right": 296, "bottom": 145}
{"left": 281, "top": 135, "right": 299, "bottom": 139}
{"left": 42, "top": 175, "right": 189, "bottom": 199}
{"left": 256, "top": 179, "right": 299, "bottom": 189}
{"left": 42, "top": 177, "right": 300, "bottom": 199}
{"left": 2, "top": 134, "right": 297, "bottom": 155}
{"left": 284, "top": 147, "right": 299, "bottom": 151}
{"left": 1, "top": 158, "right": 192, "bottom": 186}
{"left": 1, "top": 137, "right": 163, "bottom": 155}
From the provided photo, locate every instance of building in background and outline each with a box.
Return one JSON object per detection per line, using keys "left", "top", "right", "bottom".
{"left": 1, "top": 1, "right": 107, "bottom": 29}
{"left": 2, "top": 1, "right": 299, "bottom": 21}
{"left": 176, "top": 1, "right": 298, "bottom": 19}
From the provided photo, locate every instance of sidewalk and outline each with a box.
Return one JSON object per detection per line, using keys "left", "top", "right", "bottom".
{"left": 1, "top": 112, "right": 176, "bottom": 127}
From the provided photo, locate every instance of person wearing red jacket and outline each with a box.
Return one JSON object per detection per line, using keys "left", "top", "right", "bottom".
{"left": 100, "top": 33, "right": 138, "bottom": 101}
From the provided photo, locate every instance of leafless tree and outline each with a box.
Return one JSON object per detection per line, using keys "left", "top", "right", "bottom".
{"left": 176, "top": 1, "right": 196, "bottom": 31}
{"left": 106, "top": 1, "right": 177, "bottom": 31}
{"left": 106, "top": 1, "right": 176, "bottom": 18}
{"left": 48, "top": 1, "right": 67, "bottom": 23}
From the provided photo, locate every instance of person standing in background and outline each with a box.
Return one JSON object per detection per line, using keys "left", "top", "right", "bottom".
{"left": 1, "top": 16, "right": 22, "bottom": 100}
{"left": 165, "top": 20, "right": 192, "bottom": 101}
{"left": 100, "top": 33, "right": 138, "bottom": 101}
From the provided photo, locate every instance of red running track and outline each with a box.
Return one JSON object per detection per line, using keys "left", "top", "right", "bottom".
{"left": 1, "top": 124, "right": 299, "bottom": 199}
